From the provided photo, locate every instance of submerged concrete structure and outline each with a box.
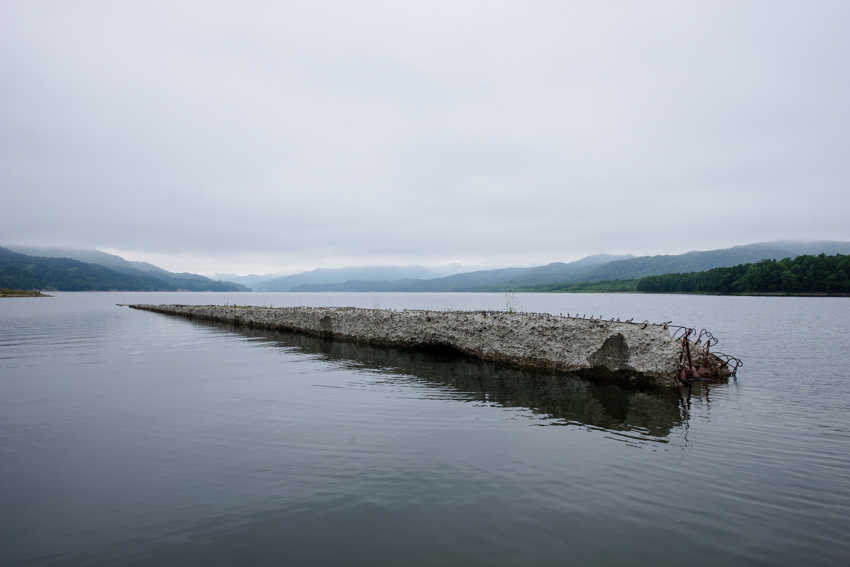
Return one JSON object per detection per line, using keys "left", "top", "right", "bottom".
{"left": 129, "top": 304, "right": 735, "bottom": 388}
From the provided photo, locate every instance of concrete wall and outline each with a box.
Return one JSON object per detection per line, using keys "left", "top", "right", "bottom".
{"left": 129, "top": 304, "right": 729, "bottom": 388}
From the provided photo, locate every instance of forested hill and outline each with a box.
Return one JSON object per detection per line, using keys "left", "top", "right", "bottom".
{"left": 290, "top": 241, "right": 850, "bottom": 292}
{"left": 0, "top": 247, "right": 249, "bottom": 291}
{"left": 636, "top": 254, "right": 850, "bottom": 295}
{"left": 570, "top": 241, "right": 850, "bottom": 283}
{"left": 493, "top": 241, "right": 850, "bottom": 289}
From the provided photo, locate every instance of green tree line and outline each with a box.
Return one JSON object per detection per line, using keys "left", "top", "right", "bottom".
{"left": 635, "top": 254, "right": 850, "bottom": 294}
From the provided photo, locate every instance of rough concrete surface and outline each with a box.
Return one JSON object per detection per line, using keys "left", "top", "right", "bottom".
{"left": 129, "top": 304, "right": 732, "bottom": 388}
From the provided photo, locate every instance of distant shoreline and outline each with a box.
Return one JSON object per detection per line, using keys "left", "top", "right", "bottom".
{"left": 1, "top": 287, "right": 846, "bottom": 298}
{"left": 543, "top": 290, "right": 850, "bottom": 297}
{"left": 0, "top": 288, "right": 52, "bottom": 297}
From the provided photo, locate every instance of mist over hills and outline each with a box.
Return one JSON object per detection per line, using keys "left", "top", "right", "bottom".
{"left": 253, "top": 266, "right": 446, "bottom": 292}
{"left": 212, "top": 272, "right": 293, "bottom": 287}
{"left": 573, "top": 241, "right": 850, "bottom": 284}
{"left": 7, "top": 246, "right": 174, "bottom": 276}
{"left": 212, "top": 255, "right": 636, "bottom": 291}
{"left": 5, "top": 240, "right": 849, "bottom": 293}
{"left": 285, "top": 241, "right": 850, "bottom": 292}
{"left": 1, "top": 247, "right": 249, "bottom": 291}
{"left": 216, "top": 264, "right": 505, "bottom": 290}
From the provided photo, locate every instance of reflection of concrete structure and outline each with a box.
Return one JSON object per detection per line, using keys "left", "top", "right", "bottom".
{"left": 193, "top": 319, "right": 690, "bottom": 437}
{"left": 130, "top": 305, "right": 733, "bottom": 388}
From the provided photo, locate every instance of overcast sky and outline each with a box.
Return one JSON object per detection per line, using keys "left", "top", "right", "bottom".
{"left": 2, "top": 1, "right": 848, "bottom": 275}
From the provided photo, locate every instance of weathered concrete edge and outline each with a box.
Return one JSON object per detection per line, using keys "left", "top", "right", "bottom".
{"left": 129, "top": 304, "right": 728, "bottom": 388}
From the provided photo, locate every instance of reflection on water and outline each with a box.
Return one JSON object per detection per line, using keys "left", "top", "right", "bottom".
{"left": 198, "top": 320, "right": 714, "bottom": 440}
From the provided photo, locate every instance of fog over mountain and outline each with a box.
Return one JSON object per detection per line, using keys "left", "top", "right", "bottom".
{"left": 7, "top": 246, "right": 175, "bottom": 276}
{"left": 282, "top": 241, "right": 850, "bottom": 292}
{"left": 4, "top": 240, "right": 848, "bottom": 292}
{"left": 1, "top": 2, "right": 848, "bottom": 274}
{"left": 254, "top": 266, "right": 445, "bottom": 292}
{"left": 0, "top": 247, "right": 248, "bottom": 291}
{"left": 212, "top": 263, "right": 488, "bottom": 289}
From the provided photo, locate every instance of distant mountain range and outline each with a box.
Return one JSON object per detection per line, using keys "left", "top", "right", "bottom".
{"left": 252, "top": 266, "right": 446, "bottom": 292}
{"left": 8, "top": 246, "right": 180, "bottom": 276}
{"left": 0, "top": 247, "right": 249, "bottom": 292}
{"left": 271, "top": 241, "right": 850, "bottom": 292}
{"left": 5, "top": 240, "right": 849, "bottom": 293}
{"left": 212, "top": 272, "right": 294, "bottom": 287}
{"left": 213, "top": 263, "right": 492, "bottom": 290}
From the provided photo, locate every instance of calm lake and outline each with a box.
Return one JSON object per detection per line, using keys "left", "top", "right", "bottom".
{"left": 1, "top": 292, "right": 848, "bottom": 566}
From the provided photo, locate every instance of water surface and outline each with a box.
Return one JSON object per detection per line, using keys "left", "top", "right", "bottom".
{"left": 1, "top": 292, "right": 848, "bottom": 566}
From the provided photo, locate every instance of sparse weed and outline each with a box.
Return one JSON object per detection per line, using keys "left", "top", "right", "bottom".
{"left": 505, "top": 291, "right": 517, "bottom": 313}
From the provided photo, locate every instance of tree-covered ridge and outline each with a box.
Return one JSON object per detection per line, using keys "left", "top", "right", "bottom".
{"left": 513, "top": 280, "right": 639, "bottom": 293}
{"left": 278, "top": 241, "right": 850, "bottom": 293}
{"left": 635, "top": 254, "right": 850, "bottom": 294}
{"left": 0, "top": 247, "right": 249, "bottom": 292}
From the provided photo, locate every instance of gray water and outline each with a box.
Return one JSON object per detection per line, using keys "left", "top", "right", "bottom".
{"left": 1, "top": 292, "right": 848, "bottom": 566}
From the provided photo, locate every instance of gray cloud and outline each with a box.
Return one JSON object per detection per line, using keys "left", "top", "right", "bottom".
{"left": 2, "top": 1, "right": 849, "bottom": 274}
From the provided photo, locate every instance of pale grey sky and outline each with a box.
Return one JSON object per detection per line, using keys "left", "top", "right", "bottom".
{"left": 2, "top": 1, "right": 848, "bottom": 274}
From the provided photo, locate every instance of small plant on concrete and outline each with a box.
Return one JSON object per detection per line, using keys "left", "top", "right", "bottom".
{"left": 505, "top": 291, "right": 517, "bottom": 313}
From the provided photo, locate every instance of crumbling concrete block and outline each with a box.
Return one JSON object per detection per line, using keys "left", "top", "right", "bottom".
{"left": 129, "top": 304, "right": 735, "bottom": 388}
